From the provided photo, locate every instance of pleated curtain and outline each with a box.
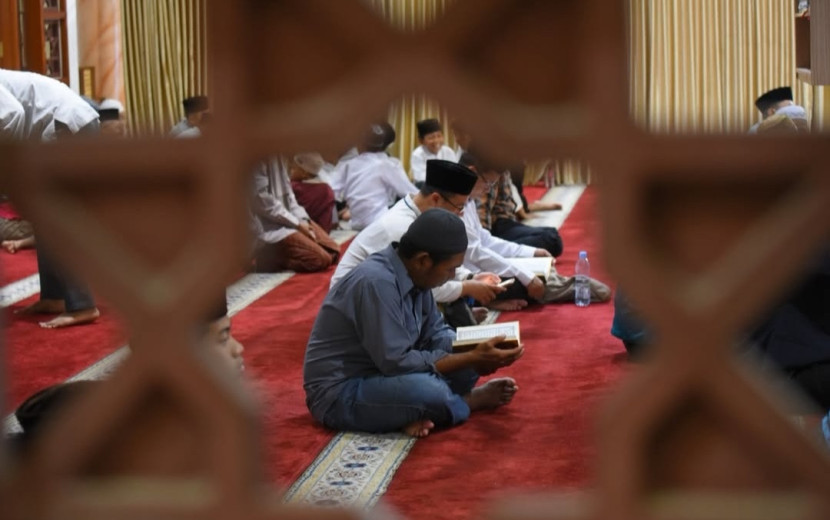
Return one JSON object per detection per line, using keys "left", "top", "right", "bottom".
{"left": 629, "top": 0, "right": 812, "bottom": 134}
{"left": 121, "top": 0, "right": 207, "bottom": 135}
{"left": 118, "top": 0, "right": 827, "bottom": 174}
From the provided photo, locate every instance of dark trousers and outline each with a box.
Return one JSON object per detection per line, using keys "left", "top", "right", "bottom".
{"left": 789, "top": 363, "right": 830, "bottom": 411}
{"left": 36, "top": 243, "right": 95, "bottom": 312}
{"left": 492, "top": 218, "right": 563, "bottom": 257}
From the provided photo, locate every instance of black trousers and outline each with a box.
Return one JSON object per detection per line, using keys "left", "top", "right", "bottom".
{"left": 789, "top": 363, "right": 830, "bottom": 411}
{"left": 36, "top": 242, "right": 95, "bottom": 312}
{"left": 491, "top": 218, "right": 563, "bottom": 257}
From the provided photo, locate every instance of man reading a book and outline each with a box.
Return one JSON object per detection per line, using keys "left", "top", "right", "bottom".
{"left": 304, "top": 209, "right": 523, "bottom": 438}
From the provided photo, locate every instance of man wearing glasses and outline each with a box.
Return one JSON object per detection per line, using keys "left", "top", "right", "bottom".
{"left": 331, "top": 160, "right": 508, "bottom": 323}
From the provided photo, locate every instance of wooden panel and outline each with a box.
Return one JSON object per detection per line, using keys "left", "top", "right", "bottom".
{"left": 810, "top": 0, "right": 830, "bottom": 84}
{"left": 0, "top": 0, "right": 21, "bottom": 69}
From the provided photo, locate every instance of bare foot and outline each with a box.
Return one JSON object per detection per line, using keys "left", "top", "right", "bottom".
{"left": 16, "top": 299, "right": 65, "bottom": 315}
{"left": 472, "top": 307, "right": 489, "bottom": 324}
{"left": 402, "top": 419, "right": 434, "bottom": 438}
{"left": 488, "top": 299, "right": 528, "bottom": 312}
{"left": 465, "top": 378, "right": 519, "bottom": 412}
{"left": 39, "top": 308, "right": 100, "bottom": 329}
{"left": 529, "top": 201, "right": 563, "bottom": 212}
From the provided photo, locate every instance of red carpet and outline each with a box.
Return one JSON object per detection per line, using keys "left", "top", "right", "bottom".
{"left": 522, "top": 183, "right": 548, "bottom": 204}
{"left": 383, "top": 188, "right": 630, "bottom": 519}
{"left": 3, "top": 296, "right": 127, "bottom": 412}
{"left": 232, "top": 271, "right": 339, "bottom": 487}
{"left": 1, "top": 249, "right": 38, "bottom": 286}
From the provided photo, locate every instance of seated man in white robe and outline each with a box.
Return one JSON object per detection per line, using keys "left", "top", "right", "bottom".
{"left": 170, "top": 95, "right": 209, "bottom": 137}
{"left": 748, "top": 86, "right": 809, "bottom": 133}
{"left": 251, "top": 157, "right": 340, "bottom": 272}
{"left": 331, "top": 159, "right": 507, "bottom": 326}
{"left": 409, "top": 118, "right": 457, "bottom": 186}
{"left": 329, "top": 122, "right": 417, "bottom": 230}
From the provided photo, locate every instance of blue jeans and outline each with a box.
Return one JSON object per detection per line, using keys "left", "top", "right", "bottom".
{"left": 323, "top": 369, "right": 479, "bottom": 433}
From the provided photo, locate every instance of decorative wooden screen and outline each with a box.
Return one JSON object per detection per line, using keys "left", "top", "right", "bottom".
{"left": 1, "top": 1, "right": 829, "bottom": 519}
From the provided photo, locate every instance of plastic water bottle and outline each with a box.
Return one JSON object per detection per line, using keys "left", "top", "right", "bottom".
{"left": 574, "top": 251, "right": 591, "bottom": 307}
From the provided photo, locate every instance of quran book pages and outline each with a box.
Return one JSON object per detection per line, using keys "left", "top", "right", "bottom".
{"left": 506, "top": 257, "right": 552, "bottom": 280}
{"left": 452, "top": 321, "right": 521, "bottom": 351}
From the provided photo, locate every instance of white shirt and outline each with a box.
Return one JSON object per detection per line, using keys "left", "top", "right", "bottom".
{"left": 0, "top": 84, "right": 25, "bottom": 139}
{"left": 748, "top": 104, "right": 808, "bottom": 133}
{"left": 409, "top": 144, "right": 457, "bottom": 183}
{"left": 0, "top": 69, "right": 98, "bottom": 140}
{"left": 461, "top": 199, "right": 537, "bottom": 285}
{"left": 330, "top": 194, "right": 469, "bottom": 302}
{"left": 170, "top": 118, "right": 194, "bottom": 137}
{"left": 330, "top": 151, "right": 417, "bottom": 231}
{"left": 251, "top": 157, "right": 311, "bottom": 244}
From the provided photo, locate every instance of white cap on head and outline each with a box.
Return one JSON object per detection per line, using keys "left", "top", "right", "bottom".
{"left": 293, "top": 152, "right": 325, "bottom": 176}
{"left": 98, "top": 98, "right": 125, "bottom": 113}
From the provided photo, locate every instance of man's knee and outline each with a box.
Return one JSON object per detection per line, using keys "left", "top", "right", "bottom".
{"left": 544, "top": 229, "right": 563, "bottom": 257}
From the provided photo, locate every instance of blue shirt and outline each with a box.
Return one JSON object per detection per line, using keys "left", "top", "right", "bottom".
{"left": 303, "top": 245, "right": 455, "bottom": 422}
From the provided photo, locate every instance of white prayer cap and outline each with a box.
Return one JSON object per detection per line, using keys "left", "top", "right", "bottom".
{"left": 293, "top": 152, "right": 324, "bottom": 176}
{"left": 177, "top": 127, "right": 201, "bottom": 138}
{"left": 98, "top": 98, "right": 125, "bottom": 113}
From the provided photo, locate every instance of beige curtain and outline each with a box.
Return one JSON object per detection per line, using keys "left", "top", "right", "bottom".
{"left": 121, "top": 0, "right": 208, "bottom": 135}
{"left": 363, "top": 0, "right": 455, "bottom": 174}
{"left": 629, "top": 0, "right": 801, "bottom": 133}
{"left": 364, "top": 0, "right": 590, "bottom": 184}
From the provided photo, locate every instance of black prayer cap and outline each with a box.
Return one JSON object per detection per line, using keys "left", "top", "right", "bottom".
{"left": 183, "top": 95, "right": 209, "bottom": 115}
{"left": 365, "top": 122, "right": 396, "bottom": 152}
{"left": 400, "top": 208, "right": 467, "bottom": 257}
{"left": 15, "top": 381, "right": 100, "bottom": 439}
{"left": 425, "top": 159, "right": 477, "bottom": 196}
{"left": 416, "top": 118, "right": 442, "bottom": 139}
{"left": 755, "top": 87, "right": 793, "bottom": 112}
{"left": 97, "top": 108, "right": 120, "bottom": 121}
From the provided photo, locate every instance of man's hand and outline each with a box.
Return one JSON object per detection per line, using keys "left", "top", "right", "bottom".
{"left": 471, "top": 335, "right": 524, "bottom": 375}
{"left": 462, "top": 280, "right": 506, "bottom": 305}
{"left": 297, "top": 222, "right": 316, "bottom": 241}
{"left": 473, "top": 272, "right": 501, "bottom": 285}
{"left": 533, "top": 248, "right": 552, "bottom": 257}
{"left": 525, "top": 277, "right": 545, "bottom": 301}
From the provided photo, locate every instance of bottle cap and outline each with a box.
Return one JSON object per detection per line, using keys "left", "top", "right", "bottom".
{"left": 579, "top": 251, "right": 587, "bottom": 258}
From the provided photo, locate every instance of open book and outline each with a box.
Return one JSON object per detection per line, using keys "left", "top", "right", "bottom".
{"left": 507, "top": 257, "right": 553, "bottom": 280}
{"left": 452, "top": 321, "right": 521, "bottom": 351}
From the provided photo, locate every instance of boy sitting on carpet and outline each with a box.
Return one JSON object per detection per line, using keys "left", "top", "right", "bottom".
{"left": 9, "top": 295, "right": 244, "bottom": 451}
{"left": 304, "top": 209, "right": 522, "bottom": 438}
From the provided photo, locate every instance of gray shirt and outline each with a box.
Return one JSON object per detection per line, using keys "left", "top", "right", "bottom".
{"left": 303, "top": 245, "right": 455, "bottom": 422}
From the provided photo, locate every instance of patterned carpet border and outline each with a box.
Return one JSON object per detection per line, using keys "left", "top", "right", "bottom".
{"left": 283, "top": 432, "right": 417, "bottom": 509}
{"left": 0, "top": 274, "right": 39, "bottom": 308}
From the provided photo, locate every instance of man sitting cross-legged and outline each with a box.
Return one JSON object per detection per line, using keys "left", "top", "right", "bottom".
{"left": 460, "top": 152, "right": 611, "bottom": 305}
{"left": 304, "top": 209, "right": 523, "bottom": 438}
{"left": 330, "top": 158, "right": 508, "bottom": 325}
